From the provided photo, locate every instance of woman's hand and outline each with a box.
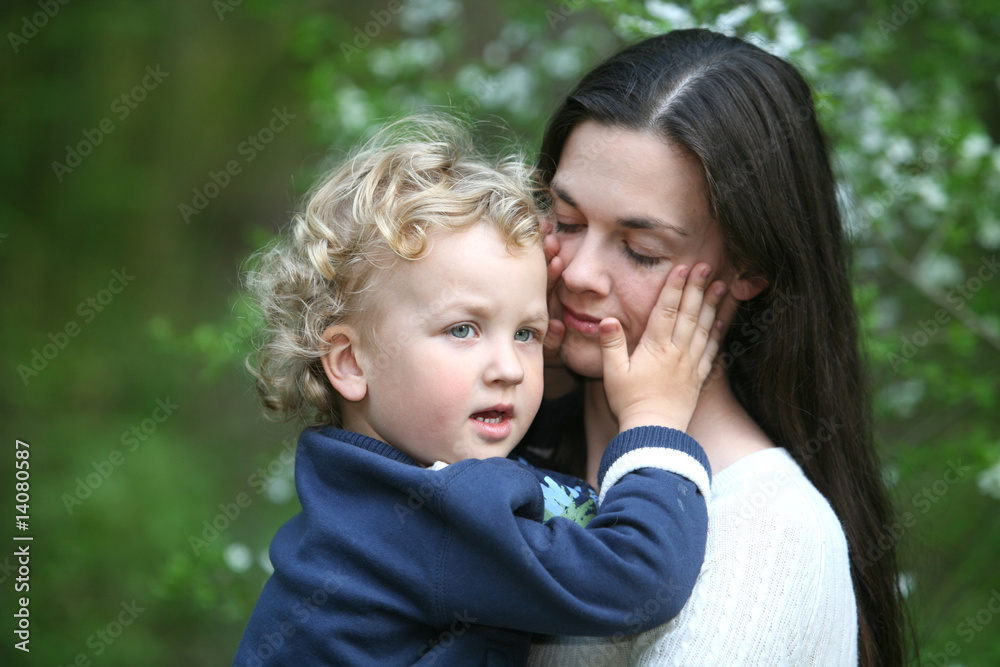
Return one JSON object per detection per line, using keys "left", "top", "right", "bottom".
{"left": 599, "top": 262, "right": 728, "bottom": 433}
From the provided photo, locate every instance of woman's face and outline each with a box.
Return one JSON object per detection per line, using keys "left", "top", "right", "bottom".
{"left": 550, "top": 120, "right": 732, "bottom": 378}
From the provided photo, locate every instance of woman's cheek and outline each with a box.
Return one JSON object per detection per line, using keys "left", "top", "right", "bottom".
{"left": 620, "top": 272, "right": 669, "bottom": 351}
{"left": 555, "top": 234, "right": 580, "bottom": 268}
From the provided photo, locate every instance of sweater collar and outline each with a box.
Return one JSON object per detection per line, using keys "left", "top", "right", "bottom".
{"left": 306, "top": 426, "right": 423, "bottom": 467}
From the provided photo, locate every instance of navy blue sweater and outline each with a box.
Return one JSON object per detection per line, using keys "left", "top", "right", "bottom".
{"left": 234, "top": 425, "right": 709, "bottom": 666}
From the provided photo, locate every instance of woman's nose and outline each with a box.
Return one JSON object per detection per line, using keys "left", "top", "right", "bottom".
{"left": 560, "top": 232, "right": 611, "bottom": 297}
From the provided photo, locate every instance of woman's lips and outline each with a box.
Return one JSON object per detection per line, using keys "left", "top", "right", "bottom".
{"left": 560, "top": 303, "right": 601, "bottom": 335}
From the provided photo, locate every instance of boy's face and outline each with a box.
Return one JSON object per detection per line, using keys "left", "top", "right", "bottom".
{"left": 352, "top": 223, "right": 548, "bottom": 466}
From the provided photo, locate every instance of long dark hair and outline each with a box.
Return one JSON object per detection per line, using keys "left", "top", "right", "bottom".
{"left": 539, "top": 29, "right": 907, "bottom": 667}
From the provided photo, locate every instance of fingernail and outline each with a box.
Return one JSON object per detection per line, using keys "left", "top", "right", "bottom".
{"left": 599, "top": 321, "right": 617, "bottom": 334}
{"left": 713, "top": 283, "right": 727, "bottom": 296}
{"left": 677, "top": 266, "right": 690, "bottom": 279}
{"left": 699, "top": 265, "right": 711, "bottom": 278}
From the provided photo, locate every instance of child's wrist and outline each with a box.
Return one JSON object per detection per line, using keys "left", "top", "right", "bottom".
{"left": 617, "top": 407, "right": 693, "bottom": 434}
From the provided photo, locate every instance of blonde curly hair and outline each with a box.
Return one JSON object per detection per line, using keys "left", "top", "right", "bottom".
{"left": 245, "top": 114, "right": 544, "bottom": 426}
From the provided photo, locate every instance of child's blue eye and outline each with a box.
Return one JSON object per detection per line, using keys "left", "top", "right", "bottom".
{"left": 449, "top": 324, "right": 473, "bottom": 339}
{"left": 514, "top": 329, "right": 535, "bottom": 342}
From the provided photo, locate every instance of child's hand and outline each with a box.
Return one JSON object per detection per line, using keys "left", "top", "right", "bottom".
{"left": 541, "top": 217, "right": 566, "bottom": 368}
{"left": 600, "top": 262, "right": 728, "bottom": 433}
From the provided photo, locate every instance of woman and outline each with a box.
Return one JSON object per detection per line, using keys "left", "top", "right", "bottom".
{"left": 525, "top": 29, "right": 907, "bottom": 666}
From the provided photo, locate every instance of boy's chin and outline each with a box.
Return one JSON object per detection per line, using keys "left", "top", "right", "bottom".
{"left": 453, "top": 432, "right": 525, "bottom": 460}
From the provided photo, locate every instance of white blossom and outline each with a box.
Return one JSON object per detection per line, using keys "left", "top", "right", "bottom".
{"left": 886, "top": 136, "right": 915, "bottom": 164}
{"left": 913, "top": 175, "right": 948, "bottom": 212}
{"left": 617, "top": 13, "right": 670, "bottom": 36}
{"left": 714, "top": 5, "right": 756, "bottom": 34}
{"left": 483, "top": 41, "right": 510, "bottom": 68}
{"left": 872, "top": 296, "right": 902, "bottom": 332}
{"left": 977, "top": 456, "right": 1000, "bottom": 501}
{"left": 757, "top": 0, "right": 785, "bottom": 14}
{"left": 880, "top": 379, "right": 925, "bottom": 418}
{"left": 258, "top": 549, "right": 274, "bottom": 574}
{"left": 265, "top": 474, "right": 294, "bottom": 504}
{"left": 224, "top": 543, "right": 253, "bottom": 573}
{"left": 336, "top": 87, "right": 371, "bottom": 133}
{"left": 400, "top": 0, "right": 461, "bottom": 34}
{"left": 882, "top": 463, "right": 901, "bottom": 487}
{"left": 368, "top": 49, "right": 398, "bottom": 79}
{"left": 961, "top": 133, "right": 991, "bottom": 161}
{"left": 916, "top": 253, "right": 963, "bottom": 289}
{"left": 898, "top": 572, "right": 915, "bottom": 598}
{"left": 456, "top": 64, "right": 486, "bottom": 95}
{"left": 773, "top": 18, "right": 804, "bottom": 56}
{"left": 399, "top": 38, "right": 444, "bottom": 69}
{"left": 543, "top": 45, "right": 584, "bottom": 80}
{"left": 472, "top": 65, "right": 536, "bottom": 116}
{"left": 977, "top": 215, "right": 1000, "bottom": 249}
{"left": 499, "top": 22, "right": 529, "bottom": 50}
{"left": 644, "top": 1, "right": 695, "bottom": 29}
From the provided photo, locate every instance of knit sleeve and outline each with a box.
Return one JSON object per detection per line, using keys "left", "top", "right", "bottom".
{"left": 624, "top": 468, "right": 858, "bottom": 667}
{"left": 527, "top": 465, "right": 858, "bottom": 667}
{"left": 429, "top": 427, "right": 711, "bottom": 638}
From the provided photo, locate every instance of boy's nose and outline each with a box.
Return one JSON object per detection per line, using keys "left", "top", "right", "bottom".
{"left": 484, "top": 342, "right": 524, "bottom": 386}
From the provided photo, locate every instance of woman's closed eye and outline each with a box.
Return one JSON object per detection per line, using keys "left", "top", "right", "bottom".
{"left": 622, "top": 242, "right": 664, "bottom": 268}
{"left": 553, "top": 219, "right": 584, "bottom": 234}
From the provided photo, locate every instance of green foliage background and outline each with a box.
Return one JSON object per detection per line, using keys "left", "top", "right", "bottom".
{"left": 2, "top": 0, "right": 998, "bottom": 665}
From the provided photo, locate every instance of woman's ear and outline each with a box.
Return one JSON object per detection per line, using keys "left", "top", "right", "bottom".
{"left": 730, "top": 272, "right": 769, "bottom": 302}
{"left": 320, "top": 325, "right": 368, "bottom": 402}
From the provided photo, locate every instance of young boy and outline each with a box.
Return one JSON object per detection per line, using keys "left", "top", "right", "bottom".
{"left": 235, "top": 116, "right": 724, "bottom": 666}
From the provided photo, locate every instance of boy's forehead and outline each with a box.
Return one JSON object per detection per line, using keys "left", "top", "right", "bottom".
{"left": 415, "top": 276, "right": 546, "bottom": 319}
{"left": 396, "top": 224, "right": 543, "bottom": 277}
{"left": 382, "top": 227, "right": 547, "bottom": 321}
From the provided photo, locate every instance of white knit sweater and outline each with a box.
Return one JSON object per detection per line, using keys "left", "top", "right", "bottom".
{"left": 528, "top": 447, "right": 858, "bottom": 666}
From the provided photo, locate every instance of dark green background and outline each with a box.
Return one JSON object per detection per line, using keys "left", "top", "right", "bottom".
{"left": 3, "top": 1, "right": 999, "bottom": 665}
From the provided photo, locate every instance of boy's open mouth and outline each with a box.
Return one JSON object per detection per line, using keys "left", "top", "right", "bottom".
{"left": 469, "top": 406, "right": 514, "bottom": 440}
{"left": 471, "top": 408, "right": 511, "bottom": 424}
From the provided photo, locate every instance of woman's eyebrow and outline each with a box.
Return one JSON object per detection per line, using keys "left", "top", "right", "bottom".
{"left": 550, "top": 182, "right": 577, "bottom": 207}
{"left": 618, "top": 216, "right": 689, "bottom": 237}
{"left": 553, "top": 179, "right": 687, "bottom": 236}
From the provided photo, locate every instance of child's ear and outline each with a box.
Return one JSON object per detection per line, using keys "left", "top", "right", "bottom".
{"left": 320, "top": 325, "right": 368, "bottom": 402}
{"left": 730, "top": 272, "right": 769, "bottom": 302}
